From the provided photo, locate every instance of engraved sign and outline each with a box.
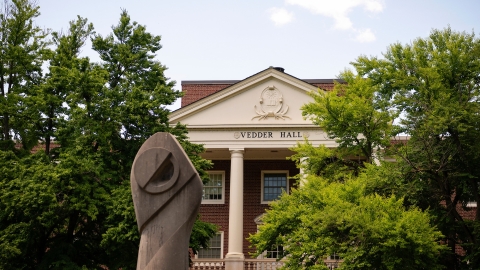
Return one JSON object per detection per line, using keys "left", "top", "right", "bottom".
{"left": 252, "top": 86, "right": 290, "bottom": 120}
{"left": 233, "top": 131, "right": 309, "bottom": 139}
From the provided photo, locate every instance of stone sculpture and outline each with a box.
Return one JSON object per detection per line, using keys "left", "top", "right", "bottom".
{"left": 131, "top": 132, "right": 202, "bottom": 270}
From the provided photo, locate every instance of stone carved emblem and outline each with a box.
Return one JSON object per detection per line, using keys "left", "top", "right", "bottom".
{"left": 252, "top": 86, "right": 290, "bottom": 120}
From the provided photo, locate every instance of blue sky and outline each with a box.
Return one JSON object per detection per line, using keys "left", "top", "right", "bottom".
{"left": 36, "top": 0, "right": 479, "bottom": 109}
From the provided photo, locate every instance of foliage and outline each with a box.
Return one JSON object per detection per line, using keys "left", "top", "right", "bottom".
{"left": 189, "top": 217, "right": 219, "bottom": 256}
{"left": 290, "top": 71, "right": 396, "bottom": 182}
{"left": 0, "top": 2, "right": 215, "bottom": 269}
{"left": 0, "top": 0, "right": 49, "bottom": 150}
{"left": 249, "top": 175, "right": 445, "bottom": 270}
{"left": 253, "top": 27, "right": 480, "bottom": 269}
{"left": 302, "top": 70, "right": 396, "bottom": 164}
{"left": 354, "top": 27, "right": 480, "bottom": 268}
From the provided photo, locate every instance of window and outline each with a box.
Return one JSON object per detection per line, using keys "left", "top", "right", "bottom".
{"left": 326, "top": 253, "right": 342, "bottom": 269}
{"left": 254, "top": 214, "right": 284, "bottom": 260}
{"left": 264, "top": 245, "right": 284, "bottom": 259}
{"left": 197, "top": 232, "right": 223, "bottom": 259}
{"left": 202, "top": 171, "right": 225, "bottom": 204}
{"left": 261, "top": 171, "right": 288, "bottom": 204}
{"left": 328, "top": 253, "right": 341, "bottom": 260}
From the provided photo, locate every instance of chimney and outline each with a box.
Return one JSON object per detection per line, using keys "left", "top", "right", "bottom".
{"left": 271, "top": 67, "right": 285, "bottom": 73}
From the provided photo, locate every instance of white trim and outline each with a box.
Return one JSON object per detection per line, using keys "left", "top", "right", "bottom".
{"left": 202, "top": 171, "right": 225, "bottom": 204}
{"left": 220, "top": 231, "right": 224, "bottom": 259}
{"left": 258, "top": 246, "right": 284, "bottom": 259}
{"left": 184, "top": 124, "right": 320, "bottom": 128}
{"left": 254, "top": 213, "right": 266, "bottom": 225}
{"left": 261, "top": 170, "right": 289, "bottom": 204}
{"left": 467, "top": 201, "right": 477, "bottom": 208}
{"left": 196, "top": 231, "right": 224, "bottom": 259}
{"left": 184, "top": 128, "right": 337, "bottom": 149}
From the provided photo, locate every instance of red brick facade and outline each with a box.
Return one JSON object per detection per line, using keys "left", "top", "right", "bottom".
{"left": 15, "top": 142, "right": 60, "bottom": 153}
{"left": 181, "top": 83, "right": 233, "bottom": 107}
{"left": 455, "top": 202, "right": 478, "bottom": 255}
{"left": 310, "top": 83, "right": 336, "bottom": 91}
{"left": 199, "top": 159, "right": 299, "bottom": 258}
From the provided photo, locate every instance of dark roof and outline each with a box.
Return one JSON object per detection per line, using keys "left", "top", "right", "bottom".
{"left": 182, "top": 80, "right": 240, "bottom": 85}
{"left": 181, "top": 79, "right": 344, "bottom": 85}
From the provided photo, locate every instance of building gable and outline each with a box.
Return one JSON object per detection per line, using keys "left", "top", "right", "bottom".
{"left": 170, "top": 67, "right": 334, "bottom": 128}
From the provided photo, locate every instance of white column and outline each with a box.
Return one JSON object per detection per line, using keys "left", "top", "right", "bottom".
{"left": 225, "top": 148, "right": 245, "bottom": 270}
{"left": 373, "top": 148, "right": 381, "bottom": 165}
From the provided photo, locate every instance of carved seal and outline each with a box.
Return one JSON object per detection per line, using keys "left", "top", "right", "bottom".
{"left": 131, "top": 132, "right": 202, "bottom": 270}
{"left": 252, "top": 86, "right": 290, "bottom": 120}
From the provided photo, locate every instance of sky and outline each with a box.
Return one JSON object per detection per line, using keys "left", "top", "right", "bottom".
{"left": 35, "top": 0, "right": 480, "bottom": 109}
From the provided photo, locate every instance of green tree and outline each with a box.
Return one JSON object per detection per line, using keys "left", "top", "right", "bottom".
{"left": 90, "top": 11, "right": 215, "bottom": 265}
{"left": 252, "top": 28, "right": 480, "bottom": 269}
{"left": 37, "top": 16, "right": 95, "bottom": 155}
{"left": 290, "top": 70, "right": 396, "bottom": 181}
{"left": 249, "top": 173, "right": 445, "bottom": 270}
{"left": 353, "top": 27, "right": 480, "bottom": 268}
{"left": 251, "top": 29, "right": 480, "bottom": 269}
{"left": 0, "top": 0, "right": 49, "bottom": 150}
{"left": 251, "top": 72, "right": 445, "bottom": 269}
{"left": 0, "top": 8, "right": 216, "bottom": 269}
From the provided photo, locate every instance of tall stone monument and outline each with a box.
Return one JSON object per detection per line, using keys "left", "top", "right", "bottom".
{"left": 131, "top": 132, "right": 203, "bottom": 270}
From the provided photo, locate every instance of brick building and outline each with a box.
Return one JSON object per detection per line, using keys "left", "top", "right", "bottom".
{"left": 169, "top": 67, "right": 341, "bottom": 269}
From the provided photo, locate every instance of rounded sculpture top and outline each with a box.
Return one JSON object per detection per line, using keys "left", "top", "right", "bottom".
{"left": 133, "top": 147, "right": 179, "bottom": 194}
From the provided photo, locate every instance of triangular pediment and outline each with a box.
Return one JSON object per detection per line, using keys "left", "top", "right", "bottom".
{"left": 169, "top": 68, "right": 322, "bottom": 128}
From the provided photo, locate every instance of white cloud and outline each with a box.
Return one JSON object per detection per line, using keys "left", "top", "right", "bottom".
{"left": 268, "top": 7, "right": 294, "bottom": 26}
{"left": 363, "top": 0, "right": 384, "bottom": 12}
{"left": 285, "top": 0, "right": 384, "bottom": 41}
{"left": 355, "top": 28, "right": 376, "bottom": 43}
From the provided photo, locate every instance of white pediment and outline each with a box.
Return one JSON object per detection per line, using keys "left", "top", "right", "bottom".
{"left": 169, "top": 68, "right": 321, "bottom": 128}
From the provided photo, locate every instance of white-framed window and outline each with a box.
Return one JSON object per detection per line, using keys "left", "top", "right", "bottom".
{"left": 328, "top": 253, "right": 341, "bottom": 260}
{"left": 202, "top": 171, "right": 225, "bottom": 204}
{"left": 254, "top": 214, "right": 285, "bottom": 260}
{"left": 196, "top": 232, "right": 224, "bottom": 259}
{"left": 261, "top": 171, "right": 289, "bottom": 204}
{"left": 259, "top": 245, "right": 284, "bottom": 259}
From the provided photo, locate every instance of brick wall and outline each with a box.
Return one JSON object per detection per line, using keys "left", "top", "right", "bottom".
{"left": 455, "top": 203, "right": 477, "bottom": 255}
{"left": 311, "top": 83, "right": 336, "bottom": 91}
{"left": 181, "top": 84, "right": 233, "bottom": 107}
{"left": 198, "top": 159, "right": 299, "bottom": 258}
{"left": 15, "top": 142, "right": 60, "bottom": 153}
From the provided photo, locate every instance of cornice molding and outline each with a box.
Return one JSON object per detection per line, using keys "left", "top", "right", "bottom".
{"left": 184, "top": 124, "right": 320, "bottom": 130}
